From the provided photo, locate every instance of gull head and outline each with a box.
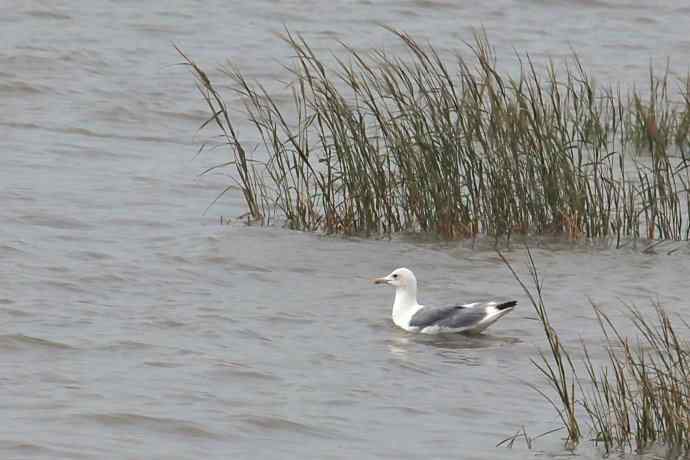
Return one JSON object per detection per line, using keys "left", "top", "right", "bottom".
{"left": 372, "top": 267, "right": 417, "bottom": 290}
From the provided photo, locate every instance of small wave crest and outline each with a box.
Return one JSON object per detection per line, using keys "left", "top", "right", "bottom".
{"left": 0, "top": 334, "right": 73, "bottom": 351}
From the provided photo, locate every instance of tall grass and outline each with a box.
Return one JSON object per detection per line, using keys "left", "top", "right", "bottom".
{"left": 582, "top": 303, "right": 690, "bottom": 451}
{"left": 499, "top": 250, "right": 581, "bottom": 444}
{"left": 180, "top": 30, "right": 690, "bottom": 242}
{"left": 500, "top": 249, "right": 690, "bottom": 453}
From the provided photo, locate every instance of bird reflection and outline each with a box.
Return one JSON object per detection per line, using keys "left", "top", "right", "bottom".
{"left": 387, "top": 329, "right": 522, "bottom": 367}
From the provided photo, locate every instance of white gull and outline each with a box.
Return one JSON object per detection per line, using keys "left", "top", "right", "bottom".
{"left": 373, "top": 267, "right": 516, "bottom": 334}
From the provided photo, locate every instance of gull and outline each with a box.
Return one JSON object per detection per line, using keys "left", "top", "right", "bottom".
{"left": 373, "top": 267, "right": 516, "bottom": 334}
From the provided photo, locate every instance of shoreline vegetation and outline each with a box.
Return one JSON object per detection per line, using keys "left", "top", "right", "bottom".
{"left": 500, "top": 249, "right": 690, "bottom": 453}
{"left": 179, "top": 29, "right": 690, "bottom": 243}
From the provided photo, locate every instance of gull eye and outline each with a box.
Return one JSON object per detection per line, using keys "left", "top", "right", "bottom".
{"left": 392, "top": 274, "right": 398, "bottom": 279}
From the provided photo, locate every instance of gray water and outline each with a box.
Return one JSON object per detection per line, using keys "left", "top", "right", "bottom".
{"left": 3, "top": 1, "right": 690, "bottom": 459}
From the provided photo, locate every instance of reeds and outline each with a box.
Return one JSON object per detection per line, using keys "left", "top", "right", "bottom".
{"left": 501, "top": 249, "right": 690, "bottom": 453}
{"left": 581, "top": 303, "right": 690, "bottom": 451}
{"left": 500, "top": 250, "right": 581, "bottom": 444}
{"left": 180, "top": 30, "right": 690, "bottom": 242}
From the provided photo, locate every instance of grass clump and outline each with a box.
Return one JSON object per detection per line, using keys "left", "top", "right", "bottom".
{"left": 180, "top": 29, "right": 690, "bottom": 242}
{"left": 500, "top": 249, "right": 690, "bottom": 453}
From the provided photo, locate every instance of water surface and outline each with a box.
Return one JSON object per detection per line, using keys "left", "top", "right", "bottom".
{"left": 2, "top": 1, "right": 690, "bottom": 458}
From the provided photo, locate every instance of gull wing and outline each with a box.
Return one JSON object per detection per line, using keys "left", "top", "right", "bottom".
{"left": 409, "top": 301, "right": 517, "bottom": 331}
{"left": 409, "top": 305, "right": 487, "bottom": 330}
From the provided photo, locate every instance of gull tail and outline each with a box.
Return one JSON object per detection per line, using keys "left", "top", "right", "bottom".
{"left": 496, "top": 300, "right": 517, "bottom": 311}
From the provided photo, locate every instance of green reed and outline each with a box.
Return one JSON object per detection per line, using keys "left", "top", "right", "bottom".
{"left": 500, "top": 250, "right": 581, "bottom": 444}
{"left": 582, "top": 302, "right": 690, "bottom": 451}
{"left": 501, "top": 249, "right": 690, "bottom": 453}
{"left": 180, "top": 30, "right": 690, "bottom": 242}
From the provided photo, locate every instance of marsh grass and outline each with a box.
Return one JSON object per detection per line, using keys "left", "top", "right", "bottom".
{"left": 496, "top": 426, "right": 563, "bottom": 449}
{"left": 582, "top": 303, "right": 690, "bottom": 451}
{"left": 499, "top": 249, "right": 581, "bottom": 444}
{"left": 180, "top": 30, "right": 690, "bottom": 242}
{"left": 500, "top": 249, "right": 690, "bottom": 453}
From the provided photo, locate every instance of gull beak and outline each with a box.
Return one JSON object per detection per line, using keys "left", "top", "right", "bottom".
{"left": 372, "top": 276, "right": 390, "bottom": 285}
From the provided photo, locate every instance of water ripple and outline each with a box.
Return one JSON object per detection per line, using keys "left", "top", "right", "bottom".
{"left": 5, "top": 442, "right": 91, "bottom": 459}
{"left": 0, "top": 80, "right": 48, "bottom": 95}
{"left": 96, "top": 340, "right": 156, "bottom": 352}
{"left": 77, "top": 413, "right": 223, "bottom": 440}
{"left": 25, "top": 9, "right": 72, "bottom": 20}
{"left": 210, "top": 361, "right": 281, "bottom": 382}
{"left": 0, "top": 334, "right": 74, "bottom": 351}
{"left": 19, "top": 213, "right": 92, "bottom": 230}
{"left": 239, "top": 414, "right": 342, "bottom": 439}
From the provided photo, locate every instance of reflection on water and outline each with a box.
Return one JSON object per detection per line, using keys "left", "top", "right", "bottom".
{"left": 389, "top": 331, "right": 522, "bottom": 354}
{"left": 417, "top": 333, "right": 522, "bottom": 350}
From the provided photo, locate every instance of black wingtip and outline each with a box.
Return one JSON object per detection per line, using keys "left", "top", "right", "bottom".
{"left": 497, "top": 300, "right": 517, "bottom": 310}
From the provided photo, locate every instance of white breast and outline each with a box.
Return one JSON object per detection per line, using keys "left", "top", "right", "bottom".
{"left": 392, "top": 304, "right": 423, "bottom": 331}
